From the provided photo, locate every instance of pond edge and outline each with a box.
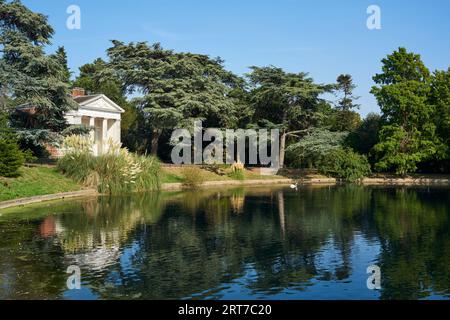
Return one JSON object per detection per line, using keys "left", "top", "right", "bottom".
{"left": 1, "top": 177, "right": 450, "bottom": 210}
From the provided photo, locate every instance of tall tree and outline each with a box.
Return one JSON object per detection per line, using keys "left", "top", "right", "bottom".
{"left": 0, "top": 0, "right": 76, "bottom": 149}
{"left": 333, "top": 74, "right": 361, "bottom": 131}
{"left": 371, "top": 48, "right": 445, "bottom": 175}
{"left": 55, "top": 46, "right": 71, "bottom": 83}
{"left": 247, "top": 66, "right": 329, "bottom": 168}
{"left": 105, "top": 41, "right": 243, "bottom": 156}
{"left": 336, "top": 74, "right": 360, "bottom": 111}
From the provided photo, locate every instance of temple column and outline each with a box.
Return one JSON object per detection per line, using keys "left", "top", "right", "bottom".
{"left": 115, "top": 119, "right": 121, "bottom": 144}
{"left": 89, "top": 117, "right": 96, "bottom": 155}
{"left": 102, "top": 118, "right": 108, "bottom": 154}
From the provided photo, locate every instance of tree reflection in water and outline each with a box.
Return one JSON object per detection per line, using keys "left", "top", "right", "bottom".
{"left": 0, "top": 186, "right": 449, "bottom": 299}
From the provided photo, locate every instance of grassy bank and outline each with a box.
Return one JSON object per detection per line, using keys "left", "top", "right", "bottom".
{"left": 161, "top": 166, "right": 286, "bottom": 184}
{"left": 2, "top": 165, "right": 449, "bottom": 204}
{"left": 0, "top": 166, "right": 82, "bottom": 202}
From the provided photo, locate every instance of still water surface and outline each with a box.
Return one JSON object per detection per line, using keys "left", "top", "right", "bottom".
{"left": 0, "top": 185, "right": 449, "bottom": 300}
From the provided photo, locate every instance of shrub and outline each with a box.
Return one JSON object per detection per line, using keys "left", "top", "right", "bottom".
{"left": 22, "top": 149, "right": 37, "bottom": 163}
{"left": 0, "top": 137, "right": 24, "bottom": 177}
{"left": 320, "top": 148, "right": 371, "bottom": 183}
{"left": 181, "top": 166, "right": 205, "bottom": 188}
{"left": 0, "top": 116, "right": 24, "bottom": 177}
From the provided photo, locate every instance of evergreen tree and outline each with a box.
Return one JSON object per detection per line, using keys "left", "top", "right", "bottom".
{"left": 0, "top": 115, "right": 24, "bottom": 177}
{"left": 286, "top": 128, "right": 347, "bottom": 169}
{"left": 333, "top": 74, "right": 361, "bottom": 131}
{"left": 55, "top": 46, "right": 71, "bottom": 83}
{"left": 0, "top": 0, "right": 76, "bottom": 150}
{"left": 336, "top": 74, "right": 360, "bottom": 111}
{"left": 247, "top": 66, "right": 330, "bottom": 168}
{"left": 105, "top": 41, "right": 243, "bottom": 156}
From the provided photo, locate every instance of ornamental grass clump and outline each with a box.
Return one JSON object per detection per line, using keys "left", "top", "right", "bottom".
{"left": 57, "top": 135, "right": 96, "bottom": 183}
{"left": 228, "top": 161, "right": 245, "bottom": 180}
{"left": 58, "top": 136, "right": 160, "bottom": 194}
{"left": 133, "top": 153, "right": 161, "bottom": 192}
{"left": 95, "top": 144, "right": 140, "bottom": 194}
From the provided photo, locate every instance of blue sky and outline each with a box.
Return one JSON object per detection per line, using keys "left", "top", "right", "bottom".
{"left": 23, "top": 0, "right": 450, "bottom": 116}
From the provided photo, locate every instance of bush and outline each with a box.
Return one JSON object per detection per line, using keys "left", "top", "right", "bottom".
{"left": 181, "top": 166, "right": 205, "bottom": 188}
{"left": 0, "top": 116, "right": 24, "bottom": 177}
{"left": 320, "top": 148, "right": 371, "bottom": 183}
{"left": 22, "top": 149, "right": 37, "bottom": 163}
{"left": 58, "top": 136, "right": 160, "bottom": 194}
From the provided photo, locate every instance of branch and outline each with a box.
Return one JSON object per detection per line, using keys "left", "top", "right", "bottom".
{"left": 285, "top": 129, "right": 310, "bottom": 137}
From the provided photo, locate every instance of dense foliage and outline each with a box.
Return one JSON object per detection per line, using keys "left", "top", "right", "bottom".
{"left": 2, "top": 1, "right": 450, "bottom": 182}
{"left": 371, "top": 48, "right": 447, "bottom": 175}
{"left": 103, "top": 41, "right": 245, "bottom": 156}
{"left": 286, "top": 128, "right": 347, "bottom": 169}
{"left": 247, "top": 66, "right": 330, "bottom": 167}
{"left": 320, "top": 148, "right": 371, "bottom": 183}
{"left": 0, "top": 0, "right": 77, "bottom": 153}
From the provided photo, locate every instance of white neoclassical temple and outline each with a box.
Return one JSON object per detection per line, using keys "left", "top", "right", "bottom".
{"left": 65, "top": 88, "right": 125, "bottom": 156}
{"left": 15, "top": 88, "right": 125, "bottom": 157}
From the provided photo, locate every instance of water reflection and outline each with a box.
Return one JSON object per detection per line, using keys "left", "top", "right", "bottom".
{"left": 0, "top": 186, "right": 449, "bottom": 300}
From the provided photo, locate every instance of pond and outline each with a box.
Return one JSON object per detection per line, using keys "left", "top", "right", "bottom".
{"left": 0, "top": 185, "right": 449, "bottom": 300}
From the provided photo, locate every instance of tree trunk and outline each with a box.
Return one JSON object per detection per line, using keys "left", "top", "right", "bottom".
{"left": 279, "top": 131, "right": 286, "bottom": 168}
{"left": 150, "top": 129, "right": 162, "bottom": 156}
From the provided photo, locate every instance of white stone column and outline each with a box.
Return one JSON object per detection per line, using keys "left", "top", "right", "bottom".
{"left": 115, "top": 120, "right": 121, "bottom": 144}
{"left": 102, "top": 118, "right": 108, "bottom": 154}
{"left": 89, "top": 117, "right": 96, "bottom": 155}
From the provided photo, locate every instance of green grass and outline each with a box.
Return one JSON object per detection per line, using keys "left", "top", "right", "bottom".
{"left": 0, "top": 166, "right": 82, "bottom": 202}
{"left": 161, "top": 171, "right": 185, "bottom": 183}
{"left": 161, "top": 166, "right": 286, "bottom": 184}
